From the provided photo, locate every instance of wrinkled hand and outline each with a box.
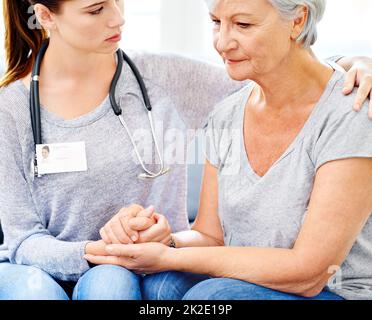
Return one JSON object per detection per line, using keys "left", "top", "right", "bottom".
{"left": 100, "top": 204, "right": 156, "bottom": 244}
{"left": 84, "top": 242, "right": 171, "bottom": 274}
{"left": 342, "top": 57, "right": 372, "bottom": 119}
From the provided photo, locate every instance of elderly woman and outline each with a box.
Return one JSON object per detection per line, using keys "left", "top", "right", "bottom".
{"left": 85, "top": 0, "right": 372, "bottom": 300}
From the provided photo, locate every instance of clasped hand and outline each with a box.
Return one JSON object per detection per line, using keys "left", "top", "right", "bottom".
{"left": 99, "top": 204, "right": 172, "bottom": 246}
{"left": 84, "top": 204, "right": 173, "bottom": 273}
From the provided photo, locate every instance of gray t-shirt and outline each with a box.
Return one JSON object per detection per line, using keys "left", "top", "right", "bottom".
{"left": 0, "top": 51, "right": 243, "bottom": 281}
{"left": 204, "top": 70, "right": 372, "bottom": 300}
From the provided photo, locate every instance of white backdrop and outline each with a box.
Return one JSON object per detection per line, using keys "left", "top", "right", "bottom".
{"left": 122, "top": 0, "right": 372, "bottom": 62}
{"left": 1, "top": 0, "right": 371, "bottom": 71}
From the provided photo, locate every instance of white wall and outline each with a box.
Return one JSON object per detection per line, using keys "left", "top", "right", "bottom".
{"left": 123, "top": 0, "right": 372, "bottom": 62}
{"left": 1, "top": 0, "right": 371, "bottom": 73}
{"left": 313, "top": 0, "right": 372, "bottom": 58}
{"left": 162, "top": 0, "right": 372, "bottom": 61}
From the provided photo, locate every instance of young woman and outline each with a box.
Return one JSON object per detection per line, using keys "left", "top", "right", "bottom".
{"left": 0, "top": 0, "right": 371, "bottom": 300}
{"left": 85, "top": 0, "right": 372, "bottom": 301}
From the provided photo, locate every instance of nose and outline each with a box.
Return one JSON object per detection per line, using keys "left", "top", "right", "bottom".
{"left": 107, "top": 1, "right": 125, "bottom": 28}
{"left": 214, "top": 25, "right": 238, "bottom": 54}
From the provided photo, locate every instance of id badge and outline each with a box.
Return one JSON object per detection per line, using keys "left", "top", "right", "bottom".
{"left": 35, "top": 141, "right": 88, "bottom": 175}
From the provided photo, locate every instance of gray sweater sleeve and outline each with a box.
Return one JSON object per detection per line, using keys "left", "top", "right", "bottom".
{"left": 0, "top": 107, "right": 90, "bottom": 281}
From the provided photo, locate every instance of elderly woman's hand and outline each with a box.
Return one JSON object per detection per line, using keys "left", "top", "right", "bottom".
{"left": 84, "top": 242, "right": 172, "bottom": 274}
{"left": 99, "top": 204, "right": 156, "bottom": 244}
{"left": 341, "top": 56, "right": 372, "bottom": 119}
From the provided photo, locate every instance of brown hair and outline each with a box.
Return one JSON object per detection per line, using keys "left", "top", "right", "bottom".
{"left": 0, "top": 0, "right": 64, "bottom": 88}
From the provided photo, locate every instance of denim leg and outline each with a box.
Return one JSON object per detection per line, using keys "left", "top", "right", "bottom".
{"left": 142, "top": 271, "right": 210, "bottom": 300}
{"left": 72, "top": 264, "right": 142, "bottom": 300}
{"left": 0, "top": 262, "right": 69, "bottom": 300}
{"left": 183, "top": 278, "right": 345, "bottom": 300}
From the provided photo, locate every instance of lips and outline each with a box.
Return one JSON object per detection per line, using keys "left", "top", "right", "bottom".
{"left": 225, "top": 58, "right": 245, "bottom": 65}
{"left": 106, "top": 34, "right": 121, "bottom": 42}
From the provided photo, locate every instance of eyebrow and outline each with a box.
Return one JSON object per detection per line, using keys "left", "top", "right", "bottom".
{"left": 82, "top": 1, "right": 106, "bottom": 9}
{"left": 209, "top": 12, "right": 254, "bottom": 19}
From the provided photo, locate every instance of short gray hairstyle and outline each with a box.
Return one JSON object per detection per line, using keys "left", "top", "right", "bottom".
{"left": 268, "top": 0, "right": 326, "bottom": 48}
{"left": 204, "top": 0, "right": 326, "bottom": 48}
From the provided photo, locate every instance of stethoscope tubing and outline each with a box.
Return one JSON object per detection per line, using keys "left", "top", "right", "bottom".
{"left": 29, "top": 39, "right": 169, "bottom": 179}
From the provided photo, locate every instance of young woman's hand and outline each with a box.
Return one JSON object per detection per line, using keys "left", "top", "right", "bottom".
{"left": 134, "top": 213, "right": 173, "bottom": 246}
{"left": 341, "top": 56, "right": 372, "bottom": 118}
{"left": 99, "top": 204, "right": 156, "bottom": 244}
{"left": 84, "top": 240, "right": 110, "bottom": 256}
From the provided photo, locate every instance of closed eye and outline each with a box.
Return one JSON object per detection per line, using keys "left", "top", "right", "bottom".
{"left": 237, "top": 22, "right": 251, "bottom": 29}
{"left": 90, "top": 7, "right": 104, "bottom": 15}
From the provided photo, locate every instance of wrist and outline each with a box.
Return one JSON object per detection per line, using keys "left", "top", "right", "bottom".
{"left": 163, "top": 245, "right": 180, "bottom": 271}
{"left": 83, "top": 241, "right": 98, "bottom": 269}
{"left": 169, "top": 234, "right": 177, "bottom": 248}
{"left": 337, "top": 56, "right": 351, "bottom": 71}
{"left": 84, "top": 241, "right": 94, "bottom": 255}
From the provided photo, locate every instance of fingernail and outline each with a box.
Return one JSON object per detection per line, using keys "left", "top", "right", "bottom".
{"left": 131, "top": 235, "right": 137, "bottom": 242}
{"left": 146, "top": 205, "right": 155, "bottom": 212}
{"left": 106, "top": 245, "right": 114, "bottom": 252}
{"left": 354, "top": 104, "right": 360, "bottom": 111}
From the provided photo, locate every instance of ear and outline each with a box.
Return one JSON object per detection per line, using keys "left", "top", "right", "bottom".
{"left": 33, "top": 4, "right": 57, "bottom": 31}
{"left": 290, "top": 6, "right": 309, "bottom": 41}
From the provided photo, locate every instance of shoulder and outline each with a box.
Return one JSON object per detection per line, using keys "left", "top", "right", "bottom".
{"left": 0, "top": 80, "right": 30, "bottom": 131}
{"left": 311, "top": 71, "right": 372, "bottom": 169}
{"left": 0, "top": 81, "right": 28, "bottom": 115}
{"left": 318, "top": 71, "right": 370, "bottom": 126}
{"left": 205, "top": 83, "right": 254, "bottom": 129}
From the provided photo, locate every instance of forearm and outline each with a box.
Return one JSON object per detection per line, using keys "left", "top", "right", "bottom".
{"left": 172, "top": 230, "right": 223, "bottom": 248}
{"left": 14, "top": 235, "right": 91, "bottom": 281}
{"left": 166, "top": 246, "right": 326, "bottom": 297}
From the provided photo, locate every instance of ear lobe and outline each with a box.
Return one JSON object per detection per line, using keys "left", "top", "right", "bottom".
{"left": 33, "top": 4, "right": 57, "bottom": 31}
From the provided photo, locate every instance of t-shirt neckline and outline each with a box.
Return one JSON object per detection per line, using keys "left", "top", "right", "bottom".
{"left": 239, "top": 70, "right": 344, "bottom": 180}
{"left": 15, "top": 79, "right": 112, "bottom": 128}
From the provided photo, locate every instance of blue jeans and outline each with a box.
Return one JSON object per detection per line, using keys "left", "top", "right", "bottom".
{"left": 0, "top": 262, "right": 141, "bottom": 300}
{"left": 142, "top": 271, "right": 344, "bottom": 300}
{"left": 142, "top": 271, "right": 210, "bottom": 300}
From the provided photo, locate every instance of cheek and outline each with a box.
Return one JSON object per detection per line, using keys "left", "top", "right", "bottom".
{"left": 243, "top": 32, "right": 288, "bottom": 63}
{"left": 267, "top": 34, "right": 292, "bottom": 64}
{"left": 267, "top": 25, "right": 292, "bottom": 53}
{"left": 58, "top": 15, "right": 103, "bottom": 43}
{"left": 239, "top": 36, "right": 264, "bottom": 59}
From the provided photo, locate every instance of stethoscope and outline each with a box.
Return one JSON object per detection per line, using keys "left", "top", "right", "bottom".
{"left": 30, "top": 39, "right": 170, "bottom": 179}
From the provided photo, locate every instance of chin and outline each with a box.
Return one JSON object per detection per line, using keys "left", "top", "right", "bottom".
{"left": 226, "top": 71, "right": 251, "bottom": 82}
{"left": 98, "top": 45, "right": 120, "bottom": 55}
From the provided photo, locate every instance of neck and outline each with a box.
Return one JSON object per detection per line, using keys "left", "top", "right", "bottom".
{"left": 39, "top": 37, "right": 116, "bottom": 82}
{"left": 250, "top": 48, "right": 334, "bottom": 112}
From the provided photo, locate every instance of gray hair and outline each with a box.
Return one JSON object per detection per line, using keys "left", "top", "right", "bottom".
{"left": 268, "top": 0, "right": 326, "bottom": 48}
{"left": 204, "top": 0, "right": 326, "bottom": 48}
